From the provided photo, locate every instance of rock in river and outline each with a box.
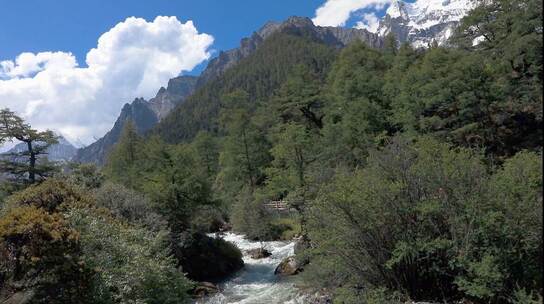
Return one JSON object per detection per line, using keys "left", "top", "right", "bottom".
{"left": 274, "top": 256, "right": 302, "bottom": 276}
{"left": 246, "top": 247, "right": 272, "bottom": 259}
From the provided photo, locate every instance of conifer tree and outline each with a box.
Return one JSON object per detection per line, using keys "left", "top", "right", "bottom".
{"left": 103, "top": 120, "right": 142, "bottom": 188}
{"left": 0, "top": 108, "right": 58, "bottom": 184}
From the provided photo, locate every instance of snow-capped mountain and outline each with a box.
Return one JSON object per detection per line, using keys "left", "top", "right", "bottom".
{"left": 377, "top": 0, "right": 477, "bottom": 48}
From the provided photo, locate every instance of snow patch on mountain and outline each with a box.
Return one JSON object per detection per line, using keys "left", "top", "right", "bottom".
{"left": 377, "top": 0, "right": 477, "bottom": 47}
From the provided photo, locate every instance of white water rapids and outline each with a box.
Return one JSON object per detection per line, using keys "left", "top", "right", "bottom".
{"left": 196, "top": 232, "right": 306, "bottom": 304}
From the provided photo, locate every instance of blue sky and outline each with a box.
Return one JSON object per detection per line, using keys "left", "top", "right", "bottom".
{"left": 1, "top": 0, "right": 327, "bottom": 74}
{"left": 0, "top": 0, "right": 395, "bottom": 147}
{"left": 0, "top": 0, "right": 395, "bottom": 73}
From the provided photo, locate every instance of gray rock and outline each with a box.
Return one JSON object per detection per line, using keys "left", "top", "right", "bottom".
{"left": 246, "top": 247, "right": 271, "bottom": 259}
{"left": 274, "top": 256, "right": 302, "bottom": 276}
{"left": 192, "top": 281, "right": 220, "bottom": 298}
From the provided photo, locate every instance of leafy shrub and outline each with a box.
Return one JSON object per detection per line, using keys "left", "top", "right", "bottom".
{"left": 4, "top": 178, "right": 91, "bottom": 213}
{"left": 66, "top": 206, "right": 192, "bottom": 304}
{"left": 0, "top": 206, "right": 93, "bottom": 303}
{"left": 270, "top": 217, "right": 301, "bottom": 240}
{"left": 67, "top": 163, "right": 105, "bottom": 189}
{"left": 189, "top": 205, "right": 226, "bottom": 233}
{"left": 173, "top": 231, "right": 243, "bottom": 282}
{"left": 94, "top": 182, "right": 167, "bottom": 231}
{"left": 305, "top": 136, "right": 542, "bottom": 303}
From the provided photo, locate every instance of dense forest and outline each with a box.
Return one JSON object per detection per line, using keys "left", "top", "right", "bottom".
{"left": 0, "top": 0, "right": 542, "bottom": 303}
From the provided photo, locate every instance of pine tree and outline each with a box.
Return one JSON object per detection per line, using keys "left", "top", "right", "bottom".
{"left": 0, "top": 108, "right": 58, "bottom": 184}
{"left": 103, "top": 120, "right": 142, "bottom": 188}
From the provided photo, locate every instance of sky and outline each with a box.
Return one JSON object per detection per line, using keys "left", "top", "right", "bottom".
{"left": 0, "top": 0, "right": 397, "bottom": 150}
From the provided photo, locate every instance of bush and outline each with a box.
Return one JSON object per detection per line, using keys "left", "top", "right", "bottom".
{"left": 0, "top": 206, "right": 93, "bottom": 303}
{"left": 94, "top": 182, "right": 167, "bottom": 231}
{"left": 270, "top": 217, "right": 301, "bottom": 240}
{"left": 173, "top": 231, "right": 243, "bottom": 282}
{"left": 305, "top": 136, "right": 542, "bottom": 303}
{"left": 4, "top": 179, "right": 91, "bottom": 213}
{"left": 189, "top": 205, "right": 227, "bottom": 233}
{"left": 66, "top": 206, "right": 192, "bottom": 304}
{"left": 67, "top": 163, "right": 105, "bottom": 190}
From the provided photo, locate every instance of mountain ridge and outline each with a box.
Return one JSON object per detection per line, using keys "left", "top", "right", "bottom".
{"left": 73, "top": 75, "right": 198, "bottom": 164}
{"left": 75, "top": 9, "right": 475, "bottom": 164}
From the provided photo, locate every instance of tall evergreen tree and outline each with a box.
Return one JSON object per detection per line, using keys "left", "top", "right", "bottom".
{"left": 0, "top": 108, "right": 58, "bottom": 184}
{"left": 103, "top": 120, "right": 142, "bottom": 188}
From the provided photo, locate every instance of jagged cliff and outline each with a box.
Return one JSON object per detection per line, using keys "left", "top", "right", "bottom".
{"left": 73, "top": 76, "right": 197, "bottom": 164}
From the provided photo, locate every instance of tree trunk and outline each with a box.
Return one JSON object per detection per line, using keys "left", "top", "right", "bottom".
{"left": 27, "top": 141, "right": 36, "bottom": 183}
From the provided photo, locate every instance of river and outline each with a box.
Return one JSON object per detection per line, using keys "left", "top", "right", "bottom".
{"left": 196, "top": 232, "right": 306, "bottom": 304}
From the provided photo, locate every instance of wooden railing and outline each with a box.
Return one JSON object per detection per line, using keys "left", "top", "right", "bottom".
{"left": 263, "top": 200, "right": 290, "bottom": 211}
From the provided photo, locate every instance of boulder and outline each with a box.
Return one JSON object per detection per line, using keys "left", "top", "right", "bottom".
{"left": 192, "top": 282, "right": 220, "bottom": 298}
{"left": 173, "top": 232, "right": 244, "bottom": 282}
{"left": 274, "top": 256, "right": 302, "bottom": 276}
{"left": 246, "top": 247, "right": 272, "bottom": 259}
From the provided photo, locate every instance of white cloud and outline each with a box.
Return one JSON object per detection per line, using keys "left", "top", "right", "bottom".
{"left": 0, "top": 16, "right": 213, "bottom": 145}
{"left": 354, "top": 12, "right": 381, "bottom": 32}
{"left": 312, "top": 0, "right": 391, "bottom": 27}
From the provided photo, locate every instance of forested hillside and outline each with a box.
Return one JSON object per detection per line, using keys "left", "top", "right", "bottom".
{"left": 0, "top": 0, "right": 542, "bottom": 303}
{"left": 153, "top": 31, "right": 339, "bottom": 143}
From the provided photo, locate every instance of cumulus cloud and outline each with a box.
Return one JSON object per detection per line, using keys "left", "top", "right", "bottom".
{"left": 312, "top": 0, "right": 391, "bottom": 27}
{"left": 0, "top": 16, "right": 213, "bottom": 145}
{"left": 354, "top": 12, "right": 381, "bottom": 32}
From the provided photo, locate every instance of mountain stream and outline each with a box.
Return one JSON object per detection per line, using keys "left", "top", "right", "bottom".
{"left": 196, "top": 232, "right": 306, "bottom": 304}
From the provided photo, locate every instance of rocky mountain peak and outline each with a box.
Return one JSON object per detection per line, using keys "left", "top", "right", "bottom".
{"left": 377, "top": 0, "right": 476, "bottom": 48}
{"left": 74, "top": 76, "right": 197, "bottom": 164}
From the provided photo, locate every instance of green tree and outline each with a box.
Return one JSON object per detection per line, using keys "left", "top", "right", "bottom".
{"left": 191, "top": 131, "right": 220, "bottom": 180}
{"left": 454, "top": 0, "right": 543, "bottom": 157}
{"left": 321, "top": 42, "right": 391, "bottom": 167}
{"left": 217, "top": 90, "right": 271, "bottom": 193}
{"left": 138, "top": 138, "right": 216, "bottom": 232}
{"left": 103, "top": 120, "right": 143, "bottom": 188}
{"left": 0, "top": 108, "right": 59, "bottom": 184}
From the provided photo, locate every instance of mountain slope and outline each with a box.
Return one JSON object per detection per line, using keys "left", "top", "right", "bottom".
{"left": 154, "top": 17, "right": 383, "bottom": 143}
{"left": 75, "top": 16, "right": 382, "bottom": 163}
{"left": 196, "top": 16, "right": 383, "bottom": 86}
{"left": 377, "top": 0, "right": 476, "bottom": 47}
{"left": 74, "top": 75, "right": 197, "bottom": 164}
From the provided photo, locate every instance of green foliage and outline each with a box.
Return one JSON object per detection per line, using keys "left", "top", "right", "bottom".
{"left": 270, "top": 216, "right": 301, "bottom": 241}
{"left": 173, "top": 232, "right": 243, "bottom": 282}
{"left": 66, "top": 206, "right": 192, "bottom": 304}
{"left": 191, "top": 131, "right": 220, "bottom": 180}
{"left": 0, "top": 205, "right": 93, "bottom": 303}
{"left": 230, "top": 188, "right": 271, "bottom": 240}
{"left": 154, "top": 32, "right": 337, "bottom": 143}
{"left": 304, "top": 137, "right": 542, "bottom": 303}
{"left": 67, "top": 163, "right": 105, "bottom": 190}
{"left": 93, "top": 182, "right": 167, "bottom": 232}
{"left": 4, "top": 178, "right": 91, "bottom": 214}
{"left": 0, "top": 108, "right": 59, "bottom": 184}
{"left": 103, "top": 120, "right": 143, "bottom": 188}
{"left": 321, "top": 42, "right": 392, "bottom": 167}
{"left": 216, "top": 90, "right": 271, "bottom": 193}
{"left": 105, "top": 130, "right": 217, "bottom": 232}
